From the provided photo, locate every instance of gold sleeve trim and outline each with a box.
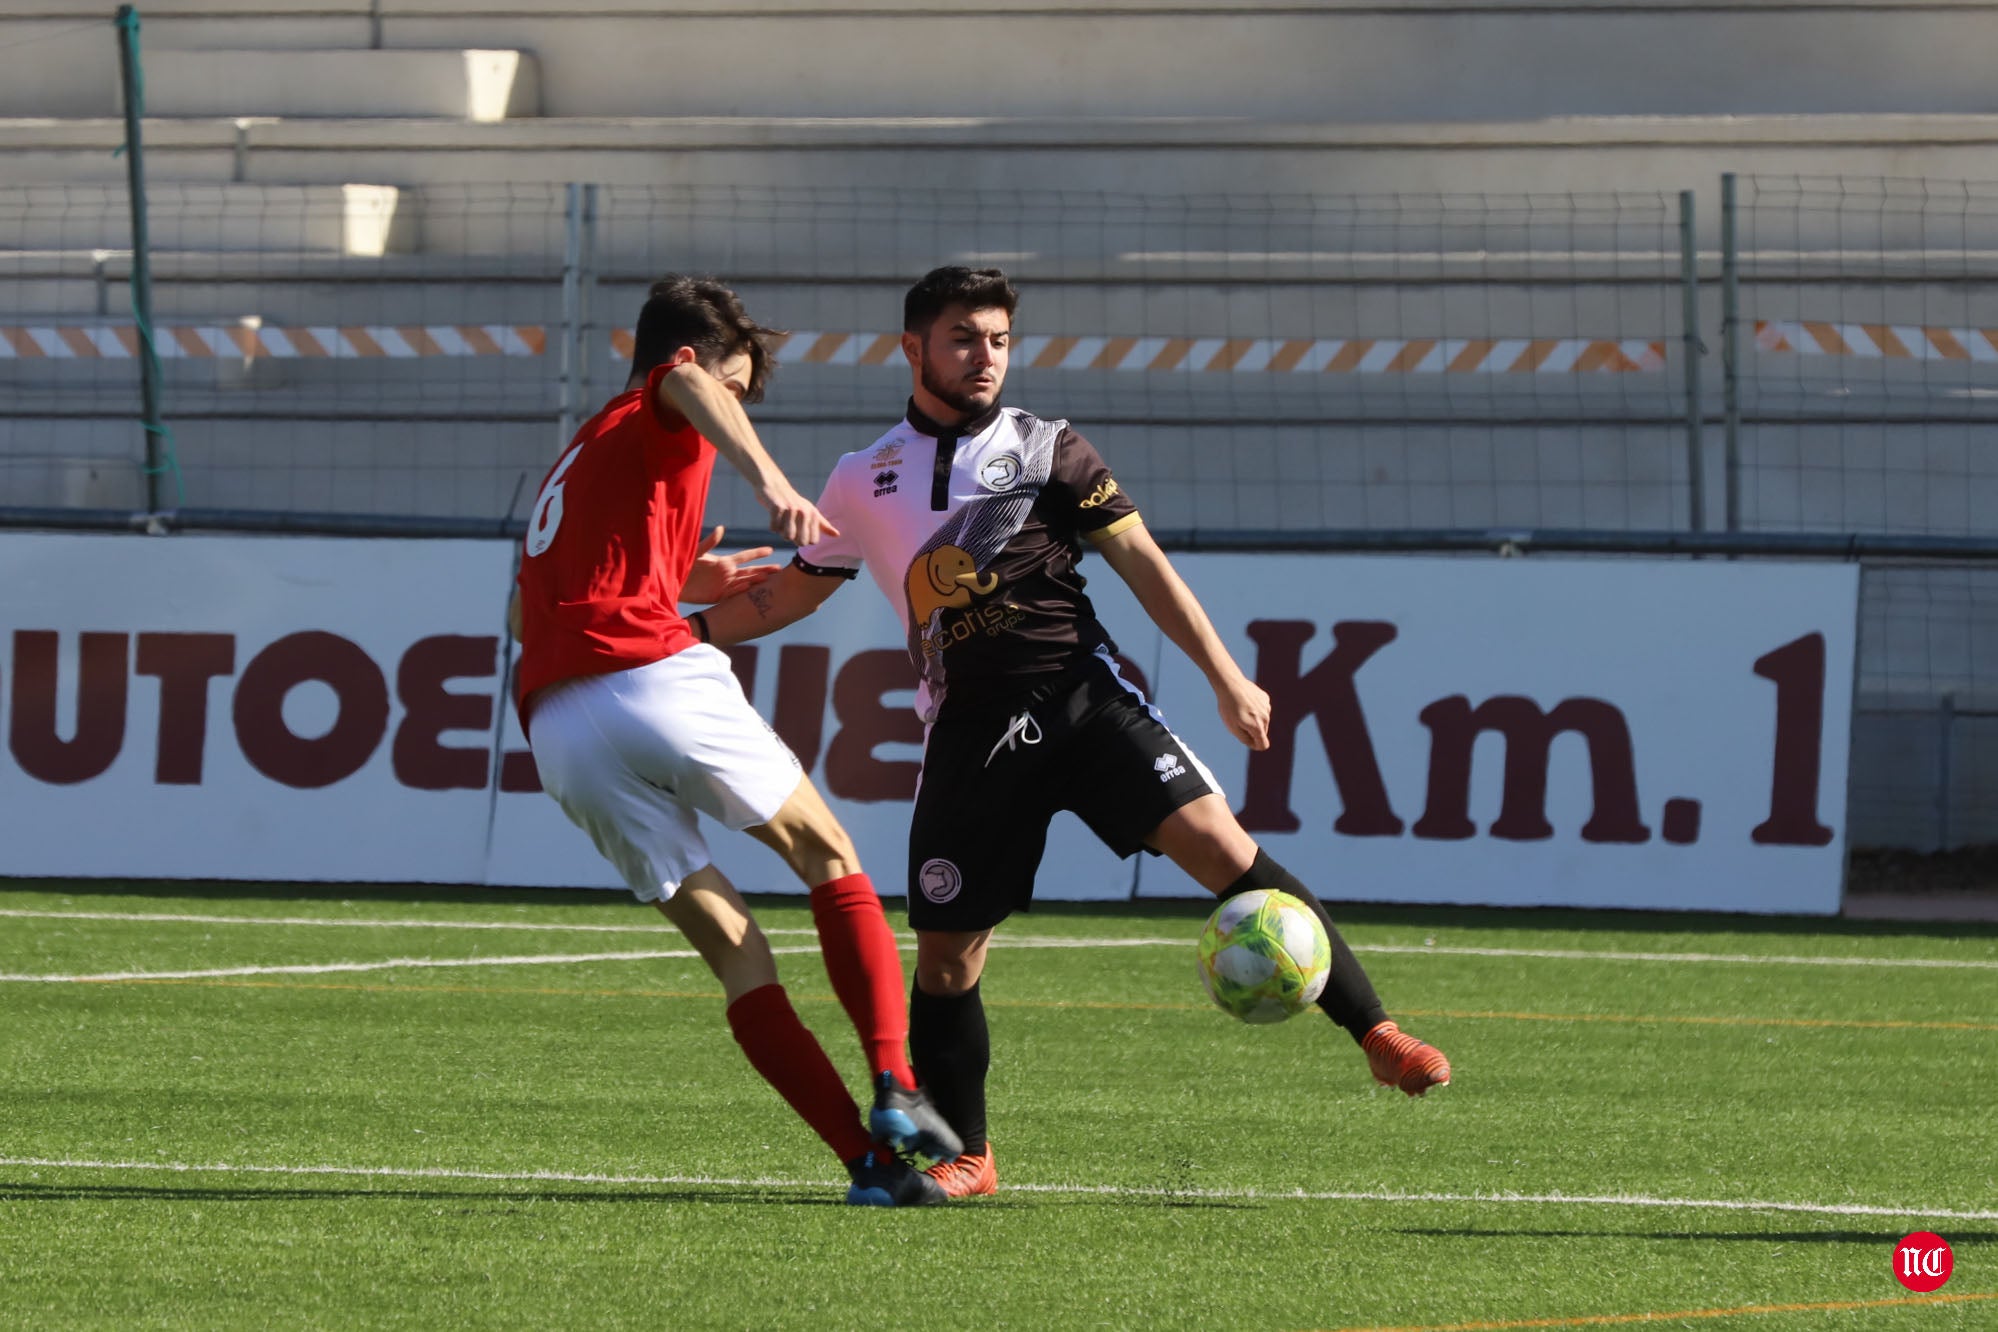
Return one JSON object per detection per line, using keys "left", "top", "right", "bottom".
{"left": 1085, "top": 511, "right": 1145, "bottom": 544}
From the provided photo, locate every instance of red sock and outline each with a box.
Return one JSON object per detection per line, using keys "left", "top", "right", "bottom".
{"left": 724, "top": 983, "right": 871, "bottom": 1162}
{"left": 809, "top": 872, "right": 917, "bottom": 1091}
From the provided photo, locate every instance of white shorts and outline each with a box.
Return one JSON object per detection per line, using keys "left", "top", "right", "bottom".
{"left": 527, "top": 645, "right": 803, "bottom": 902}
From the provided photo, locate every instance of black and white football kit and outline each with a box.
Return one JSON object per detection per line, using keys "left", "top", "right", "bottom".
{"left": 796, "top": 400, "right": 1221, "bottom": 931}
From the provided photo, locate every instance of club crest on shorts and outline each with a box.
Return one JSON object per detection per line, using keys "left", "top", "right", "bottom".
{"left": 1154, "top": 751, "right": 1188, "bottom": 782}
{"left": 918, "top": 857, "right": 963, "bottom": 904}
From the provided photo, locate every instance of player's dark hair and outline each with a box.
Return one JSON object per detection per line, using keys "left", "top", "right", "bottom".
{"left": 903, "top": 266, "right": 1019, "bottom": 335}
{"left": 629, "top": 275, "right": 781, "bottom": 403}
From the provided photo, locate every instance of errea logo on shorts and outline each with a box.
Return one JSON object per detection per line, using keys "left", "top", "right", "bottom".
{"left": 918, "top": 858, "right": 963, "bottom": 904}
{"left": 1154, "top": 751, "right": 1187, "bottom": 782}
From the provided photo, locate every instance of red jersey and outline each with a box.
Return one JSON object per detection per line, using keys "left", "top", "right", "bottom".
{"left": 515, "top": 364, "right": 715, "bottom": 718}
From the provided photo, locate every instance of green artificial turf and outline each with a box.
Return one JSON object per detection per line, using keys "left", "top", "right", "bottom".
{"left": 1, "top": 880, "right": 1992, "bottom": 1330}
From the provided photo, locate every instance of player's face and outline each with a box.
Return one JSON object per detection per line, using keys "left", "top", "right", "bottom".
{"left": 707, "top": 349, "right": 755, "bottom": 402}
{"left": 917, "top": 305, "right": 1010, "bottom": 417}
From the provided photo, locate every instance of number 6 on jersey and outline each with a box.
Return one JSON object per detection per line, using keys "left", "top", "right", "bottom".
{"left": 525, "top": 442, "right": 585, "bottom": 557}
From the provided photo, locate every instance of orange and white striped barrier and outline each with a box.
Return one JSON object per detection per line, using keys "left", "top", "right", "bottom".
{"left": 1755, "top": 319, "right": 1998, "bottom": 362}
{"left": 618, "top": 329, "right": 1666, "bottom": 375}
{"left": 0, "top": 323, "right": 1663, "bottom": 374}
{"left": 0, "top": 325, "right": 545, "bottom": 359}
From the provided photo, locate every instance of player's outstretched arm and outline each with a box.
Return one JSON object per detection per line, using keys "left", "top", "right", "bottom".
{"left": 1094, "top": 523, "right": 1271, "bottom": 751}
{"left": 700, "top": 562, "right": 844, "bottom": 648}
{"left": 654, "top": 363, "right": 841, "bottom": 547}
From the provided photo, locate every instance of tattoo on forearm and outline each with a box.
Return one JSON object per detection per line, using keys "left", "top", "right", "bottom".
{"left": 749, "top": 586, "right": 775, "bottom": 619}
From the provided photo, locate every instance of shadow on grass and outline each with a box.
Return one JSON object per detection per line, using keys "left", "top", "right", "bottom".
{"left": 0, "top": 1179, "right": 864, "bottom": 1208}
{"left": 0, "top": 1178, "right": 1250, "bottom": 1211}
{"left": 1396, "top": 1227, "right": 1998, "bottom": 1246}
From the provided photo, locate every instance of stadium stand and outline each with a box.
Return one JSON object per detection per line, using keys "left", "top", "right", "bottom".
{"left": 8, "top": 0, "right": 1998, "bottom": 850}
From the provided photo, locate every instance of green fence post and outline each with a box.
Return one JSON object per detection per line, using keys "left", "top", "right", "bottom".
{"left": 1679, "top": 190, "right": 1706, "bottom": 532}
{"left": 114, "top": 4, "right": 167, "bottom": 517}
{"left": 1721, "top": 173, "right": 1742, "bottom": 534}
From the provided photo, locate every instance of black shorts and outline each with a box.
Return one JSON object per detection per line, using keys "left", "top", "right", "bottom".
{"left": 906, "top": 652, "right": 1221, "bottom": 932}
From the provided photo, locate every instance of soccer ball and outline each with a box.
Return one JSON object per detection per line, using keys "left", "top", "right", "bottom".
{"left": 1196, "top": 889, "right": 1331, "bottom": 1024}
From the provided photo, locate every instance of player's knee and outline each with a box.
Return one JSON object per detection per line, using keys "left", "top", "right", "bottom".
{"left": 1153, "top": 800, "right": 1259, "bottom": 894}
{"left": 914, "top": 934, "right": 987, "bottom": 995}
{"left": 756, "top": 784, "right": 862, "bottom": 882}
{"left": 916, "top": 962, "right": 979, "bottom": 996}
{"left": 787, "top": 821, "right": 859, "bottom": 885}
{"left": 806, "top": 818, "right": 859, "bottom": 867}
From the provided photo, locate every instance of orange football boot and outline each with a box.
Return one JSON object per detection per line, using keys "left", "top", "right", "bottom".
{"left": 1362, "top": 1020, "right": 1452, "bottom": 1097}
{"left": 923, "top": 1142, "right": 997, "bottom": 1198}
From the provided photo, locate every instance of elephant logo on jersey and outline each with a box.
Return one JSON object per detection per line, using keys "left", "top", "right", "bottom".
{"left": 907, "top": 544, "right": 999, "bottom": 625}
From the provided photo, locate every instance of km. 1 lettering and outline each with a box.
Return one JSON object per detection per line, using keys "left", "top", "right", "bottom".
{"left": 1235, "top": 621, "right": 1834, "bottom": 847}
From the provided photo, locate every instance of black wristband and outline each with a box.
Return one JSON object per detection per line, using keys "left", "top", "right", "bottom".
{"left": 689, "top": 611, "right": 711, "bottom": 643}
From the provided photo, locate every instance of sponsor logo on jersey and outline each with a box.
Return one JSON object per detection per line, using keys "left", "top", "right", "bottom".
{"left": 919, "top": 600, "right": 1026, "bottom": 658}
{"left": 1078, "top": 477, "right": 1120, "bottom": 509}
{"left": 1154, "top": 751, "right": 1188, "bottom": 782}
{"left": 980, "top": 453, "right": 1022, "bottom": 490}
{"left": 908, "top": 545, "right": 1026, "bottom": 657}
{"left": 871, "top": 441, "right": 904, "bottom": 467}
{"left": 907, "top": 544, "right": 999, "bottom": 624}
{"left": 918, "top": 857, "right": 963, "bottom": 904}
{"left": 873, "top": 468, "right": 899, "bottom": 497}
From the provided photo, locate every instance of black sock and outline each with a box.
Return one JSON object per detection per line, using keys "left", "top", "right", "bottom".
{"left": 909, "top": 978, "right": 990, "bottom": 1154}
{"left": 1221, "top": 850, "right": 1389, "bottom": 1045}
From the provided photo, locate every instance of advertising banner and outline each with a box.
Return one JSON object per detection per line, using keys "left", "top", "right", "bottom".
{"left": 0, "top": 533, "right": 1858, "bottom": 913}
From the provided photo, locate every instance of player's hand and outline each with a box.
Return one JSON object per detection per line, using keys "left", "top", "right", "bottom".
{"left": 680, "top": 526, "right": 780, "bottom": 604}
{"left": 758, "top": 481, "right": 841, "bottom": 547}
{"left": 1216, "top": 672, "right": 1272, "bottom": 751}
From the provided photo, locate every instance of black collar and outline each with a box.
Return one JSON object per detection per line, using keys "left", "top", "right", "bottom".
{"left": 904, "top": 397, "right": 1003, "bottom": 440}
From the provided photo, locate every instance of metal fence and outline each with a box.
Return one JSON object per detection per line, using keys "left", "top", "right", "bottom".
{"left": 0, "top": 182, "right": 1692, "bottom": 532}
{"left": 6, "top": 175, "right": 1998, "bottom": 850}
{"left": 1721, "top": 176, "right": 1998, "bottom": 851}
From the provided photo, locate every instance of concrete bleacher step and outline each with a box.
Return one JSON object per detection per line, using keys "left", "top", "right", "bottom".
{"left": 143, "top": 49, "right": 539, "bottom": 122}
{"left": 0, "top": 183, "right": 411, "bottom": 256}
{"left": 1, "top": 1, "right": 1992, "bottom": 122}
{"left": 6, "top": 114, "right": 1998, "bottom": 215}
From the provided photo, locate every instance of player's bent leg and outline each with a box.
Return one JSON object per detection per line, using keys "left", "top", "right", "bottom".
{"left": 744, "top": 778, "right": 960, "bottom": 1163}
{"left": 653, "top": 865, "right": 897, "bottom": 1184}
{"left": 1146, "top": 799, "right": 1452, "bottom": 1098}
{"left": 655, "top": 865, "right": 779, "bottom": 1002}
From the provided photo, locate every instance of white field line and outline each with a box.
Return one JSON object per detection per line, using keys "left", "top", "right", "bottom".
{"left": 0, "top": 938, "right": 1208, "bottom": 983}
{"left": 1361, "top": 943, "right": 1998, "bottom": 971}
{"left": 0, "top": 947, "right": 803, "bottom": 984}
{"left": 0, "top": 907, "right": 732, "bottom": 933}
{"left": 0, "top": 1155, "right": 1993, "bottom": 1223}
{"left": 3, "top": 907, "right": 1995, "bottom": 974}
{"left": 2, "top": 908, "right": 1177, "bottom": 944}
